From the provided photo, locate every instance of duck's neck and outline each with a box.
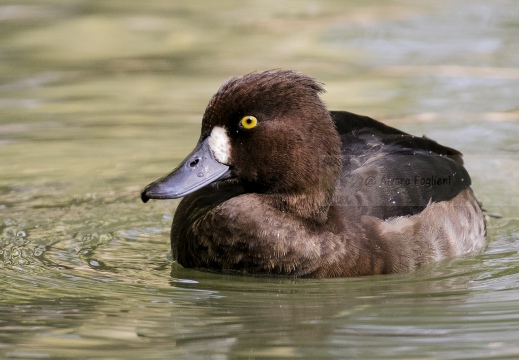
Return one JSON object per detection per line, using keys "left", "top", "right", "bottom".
{"left": 268, "top": 155, "right": 341, "bottom": 225}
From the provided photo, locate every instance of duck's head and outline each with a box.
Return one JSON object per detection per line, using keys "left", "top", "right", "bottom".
{"left": 141, "top": 70, "right": 341, "bottom": 222}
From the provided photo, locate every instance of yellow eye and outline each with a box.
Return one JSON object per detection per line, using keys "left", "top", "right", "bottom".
{"left": 240, "top": 115, "right": 258, "bottom": 129}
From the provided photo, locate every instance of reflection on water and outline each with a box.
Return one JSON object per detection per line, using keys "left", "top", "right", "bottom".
{"left": 1, "top": 0, "right": 518, "bottom": 359}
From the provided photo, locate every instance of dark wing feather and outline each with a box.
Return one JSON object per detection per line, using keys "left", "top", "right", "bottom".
{"left": 331, "top": 111, "right": 470, "bottom": 219}
{"left": 331, "top": 111, "right": 464, "bottom": 164}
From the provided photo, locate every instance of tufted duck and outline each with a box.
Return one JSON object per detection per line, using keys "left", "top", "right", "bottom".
{"left": 141, "top": 70, "right": 486, "bottom": 278}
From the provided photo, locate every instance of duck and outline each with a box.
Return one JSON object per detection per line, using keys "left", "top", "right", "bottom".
{"left": 141, "top": 70, "right": 486, "bottom": 278}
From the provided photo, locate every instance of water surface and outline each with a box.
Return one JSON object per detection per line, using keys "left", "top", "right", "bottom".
{"left": 1, "top": 1, "right": 518, "bottom": 359}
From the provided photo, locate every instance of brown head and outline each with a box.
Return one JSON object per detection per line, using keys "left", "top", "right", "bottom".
{"left": 142, "top": 70, "right": 342, "bottom": 223}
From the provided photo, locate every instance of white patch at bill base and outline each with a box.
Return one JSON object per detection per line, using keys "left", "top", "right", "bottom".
{"left": 208, "top": 126, "right": 231, "bottom": 164}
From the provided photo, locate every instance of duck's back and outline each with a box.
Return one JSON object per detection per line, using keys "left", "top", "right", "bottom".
{"left": 331, "top": 111, "right": 472, "bottom": 220}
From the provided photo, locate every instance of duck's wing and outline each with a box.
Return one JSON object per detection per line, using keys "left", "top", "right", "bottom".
{"left": 331, "top": 111, "right": 464, "bottom": 164}
{"left": 331, "top": 111, "right": 471, "bottom": 219}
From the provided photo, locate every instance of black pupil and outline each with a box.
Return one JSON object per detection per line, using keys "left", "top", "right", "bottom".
{"left": 246, "top": 118, "right": 252, "bottom": 124}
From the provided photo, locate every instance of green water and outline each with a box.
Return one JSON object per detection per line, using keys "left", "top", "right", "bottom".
{"left": 1, "top": 1, "right": 519, "bottom": 359}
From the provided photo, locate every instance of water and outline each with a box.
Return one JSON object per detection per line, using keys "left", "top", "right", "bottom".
{"left": 1, "top": 1, "right": 518, "bottom": 359}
